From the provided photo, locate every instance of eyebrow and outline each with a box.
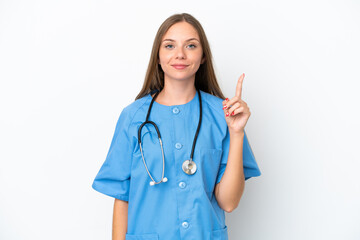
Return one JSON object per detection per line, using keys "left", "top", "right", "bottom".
{"left": 162, "top": 38, "right": 200, "bottom": 43}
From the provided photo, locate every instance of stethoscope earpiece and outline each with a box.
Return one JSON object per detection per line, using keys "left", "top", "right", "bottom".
{"left": 149, "top": 176, "right": 167, "bottom": 186}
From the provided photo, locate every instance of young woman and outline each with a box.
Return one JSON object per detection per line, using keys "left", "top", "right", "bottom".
{"left": 92, "top": 13, "right": 261, "bottom": 240}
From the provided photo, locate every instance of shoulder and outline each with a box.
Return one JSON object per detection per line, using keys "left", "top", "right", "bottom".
{"left": 200, "top": 90, "right": 225, "bottom": 118}
{"left": 117, "top": 94, "right": 151, "bottom": 126}
{"left": 200, "top": 90, "right": 228, "bottom": 137}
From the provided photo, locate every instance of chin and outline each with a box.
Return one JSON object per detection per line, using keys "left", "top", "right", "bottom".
{"left": 165, "top": 74, "right": 196, "bottom": 82}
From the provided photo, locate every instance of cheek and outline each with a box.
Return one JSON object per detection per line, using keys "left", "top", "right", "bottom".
{"left": 159, "top": 49, "right": 171, "bottom": 64}
{"left": 191, "top": 50, "right": 204, "bottom": 65}
{"left": 191, "top": 56, "right": 203, "bottom": 68}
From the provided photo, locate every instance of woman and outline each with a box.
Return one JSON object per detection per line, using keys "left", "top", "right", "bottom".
{"left": 92, "top": 13, "right": 261, "bottom": 240}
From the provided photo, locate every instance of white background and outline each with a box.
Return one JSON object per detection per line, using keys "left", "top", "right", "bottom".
{"left": 0, "top": 0, "right": 359, "bottom": 239}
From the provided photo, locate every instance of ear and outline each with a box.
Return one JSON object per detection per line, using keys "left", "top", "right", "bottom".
{"left": 201, "top": 56, "right": 206, "bottom": 64}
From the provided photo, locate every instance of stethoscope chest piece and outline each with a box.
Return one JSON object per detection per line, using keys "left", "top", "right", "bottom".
{"left": 182, "top": 160, "right": 197, "bottom": 175}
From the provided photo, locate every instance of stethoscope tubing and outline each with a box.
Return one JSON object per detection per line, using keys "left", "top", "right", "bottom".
{"left": 138, "top": 120, "right": 166, "bottom": 185}
{"left": 137, "top": 89, "right": 202, "bottom": 185}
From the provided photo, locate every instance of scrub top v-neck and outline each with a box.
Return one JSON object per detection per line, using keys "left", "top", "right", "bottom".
{"left": 92, "top": 89, "right": 261, "bottom": 240}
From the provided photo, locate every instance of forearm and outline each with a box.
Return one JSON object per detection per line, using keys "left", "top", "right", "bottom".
{"left": 215, "top": 130, "right": 245, "bottom": 212}
{"left": 112, "top": 199, "right": 128, "bottom": 240}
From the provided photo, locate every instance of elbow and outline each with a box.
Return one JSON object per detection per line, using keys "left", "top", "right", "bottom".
{"left": 223, "top": 192, "right": 244, "bottom": 213}
{"left": 224, "top": 208, "right": 234, "bottom": 213}
{"left": 223, "top": 203, "right": 239, "bottom": 213}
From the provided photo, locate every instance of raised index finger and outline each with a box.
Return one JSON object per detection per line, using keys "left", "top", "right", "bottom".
{"left": 236, "top": 73, "right": 245, "bottom": 99}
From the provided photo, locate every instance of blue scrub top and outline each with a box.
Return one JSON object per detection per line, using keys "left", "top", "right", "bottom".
{"left": 92, "top": 90, "right": 261, "bottom": 240}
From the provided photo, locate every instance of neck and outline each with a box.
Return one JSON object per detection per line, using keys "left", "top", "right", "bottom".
{"left": 154, "top": 79, "right": 197, "bottom": 106}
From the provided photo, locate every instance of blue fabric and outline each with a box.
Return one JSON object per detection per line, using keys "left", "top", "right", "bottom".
{"left": 92, "top": 90, "right": 261, "bottom": 240}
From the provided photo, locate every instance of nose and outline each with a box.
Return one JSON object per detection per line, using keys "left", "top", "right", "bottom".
{"left": 175, "top": 47, "right": 186, "bottom": 59}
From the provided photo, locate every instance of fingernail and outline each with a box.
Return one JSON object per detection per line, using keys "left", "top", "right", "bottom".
{"left": 222, "top": 105, "right": 227, "bottom": 110}
{"left": 226, "top": 112, "right": 229, "bottom": 117}
{"left": 231, "top": 112, "right": 235, "bottom": 115}
{"left": 225, "top": 98, "right": 229, "bottom": 102}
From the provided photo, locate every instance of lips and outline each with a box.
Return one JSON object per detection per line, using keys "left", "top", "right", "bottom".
{"left": 172, "top": 64, "right": 189, "bottom": 70}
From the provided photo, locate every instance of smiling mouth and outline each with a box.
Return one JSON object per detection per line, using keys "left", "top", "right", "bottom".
{"left": 172, "top": 65, "right": 189, "bottom": 70}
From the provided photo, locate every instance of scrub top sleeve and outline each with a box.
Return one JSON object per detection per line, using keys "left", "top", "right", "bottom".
{"left": 92, "top": 108, "right": 133, "bottom": 202}
{"left": 216, "top": 129, "right": 261, "bottom": 184}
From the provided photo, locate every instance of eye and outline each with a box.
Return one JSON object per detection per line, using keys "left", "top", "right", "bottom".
{"left": 165, "top": 44, "right": 174, "bottom": 49}
{"left": 187, "top": 44, "right": 196, "bottom": 49}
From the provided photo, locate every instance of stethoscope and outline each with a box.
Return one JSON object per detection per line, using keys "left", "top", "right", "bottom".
{"left": 137, "top": 89, "right": 202, "bottom": 186}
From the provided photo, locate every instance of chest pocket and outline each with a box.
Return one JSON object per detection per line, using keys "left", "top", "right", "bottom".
{"left": 198, "top": 148, "right": 223, "bottom": 194}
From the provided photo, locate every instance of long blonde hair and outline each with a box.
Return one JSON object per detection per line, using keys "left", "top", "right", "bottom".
{"left": 135, "top": 13, "right": 225, "bottom": 100}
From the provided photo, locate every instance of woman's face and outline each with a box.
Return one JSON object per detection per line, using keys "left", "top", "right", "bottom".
{"left": 159, "top": 21, "right": 205, "bottom": 84}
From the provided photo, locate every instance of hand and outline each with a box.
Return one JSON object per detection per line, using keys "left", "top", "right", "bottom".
{"left": 222, "top": 73, "right": 251, "bottom": 134}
